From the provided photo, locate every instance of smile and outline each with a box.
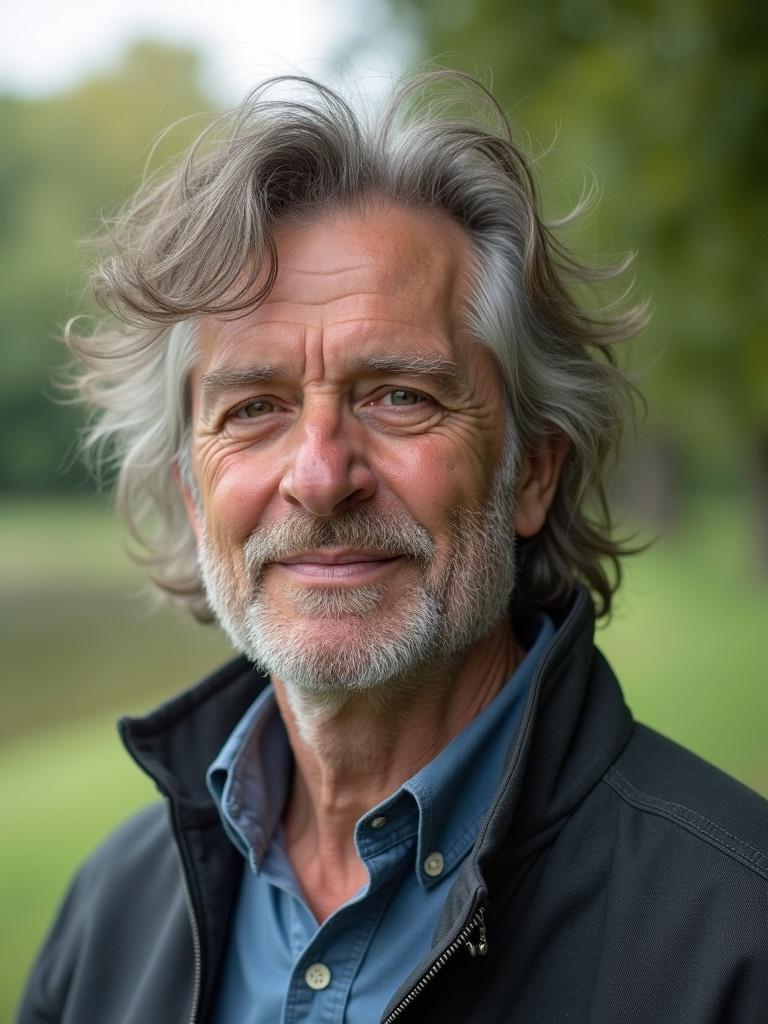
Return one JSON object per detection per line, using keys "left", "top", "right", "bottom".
{"left": 273, "top": 549, "right": 403, "bottom": 582}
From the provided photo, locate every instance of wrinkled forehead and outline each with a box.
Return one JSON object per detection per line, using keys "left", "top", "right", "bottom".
{"left": 196, "top": 199, "right": 479, "bottom": 361}
{"left": 277, "top": 199, "right": 471, "bottom": 301}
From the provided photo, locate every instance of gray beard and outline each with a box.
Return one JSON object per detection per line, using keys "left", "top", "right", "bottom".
{"left": 197, "top": 447, "right": 518, "bottom": 702}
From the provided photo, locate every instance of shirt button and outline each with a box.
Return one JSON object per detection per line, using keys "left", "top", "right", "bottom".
{"left": 305, "top": 963, "right": 332, "bottom": 991}
{"left": 424, "top": 851, "right": 445, "bottom": 877}
{"left": 371, "top": 815, "right": 388, "bottom": 829}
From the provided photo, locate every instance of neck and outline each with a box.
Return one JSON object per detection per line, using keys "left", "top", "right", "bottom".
{"left": 274, "top": 614, "right": 522, "bottom": 920}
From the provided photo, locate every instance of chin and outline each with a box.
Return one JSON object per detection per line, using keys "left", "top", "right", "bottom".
{"left": 273, "top": 579, "right": 392, "bottom": 619}
{"left": 239, "top": 583, "right": 444, "bottom": 693}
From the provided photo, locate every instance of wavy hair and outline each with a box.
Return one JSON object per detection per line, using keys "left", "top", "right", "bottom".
{"left": 68, "top": 71, "right": 647, "bottom": 622}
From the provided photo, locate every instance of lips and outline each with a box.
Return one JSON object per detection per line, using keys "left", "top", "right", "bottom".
{"left": 278, "top": 548, "right": 398, "bottom": 565}
{"left": 273, "top": 548, "right": 402, "bottom": 580}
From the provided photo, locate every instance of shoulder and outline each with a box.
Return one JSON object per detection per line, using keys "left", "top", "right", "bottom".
{"left": 88, "top": 799, "right": 171, "bottom": 856}
{"left": 605, "top": 723, "right": 768, "bottom": 882}
{"left": 593, "top": 724, "right": 768, "bottom": 925}
{"left": 41, "top": 801, "right": 180, "bottom": 946}
{"left": 554, "top": 724, "right": 768, "bottom": 1014}
{"left": 51, "top": 801, "right": 178, "bottom": 942}
{"left": 15, "top": 802, "right": 185, "bottom": 1023}
{"left": 77, "top": 799, "right": 177, "bottom": 884}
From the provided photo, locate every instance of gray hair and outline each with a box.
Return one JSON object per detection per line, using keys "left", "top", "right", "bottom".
{"left": 68, "top": 71, "right": 647, "bottom": 622}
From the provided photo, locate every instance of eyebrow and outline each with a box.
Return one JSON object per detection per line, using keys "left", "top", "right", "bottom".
{"left": 199, "top": 353, "right": 465, "bottom": 418}
{"left": 356, "top": 354, "right": 463, "bottom": 397}
{"left": 200, "top": 366, "right": 280, "bottom": 418}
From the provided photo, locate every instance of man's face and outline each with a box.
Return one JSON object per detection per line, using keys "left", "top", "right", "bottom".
{"left": 184, "top": 201, "right": 519, "bottom": 693}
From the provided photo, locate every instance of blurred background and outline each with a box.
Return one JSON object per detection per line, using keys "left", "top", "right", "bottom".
{"left": 2, "top": 0, "right": 766, "bottom": 1015}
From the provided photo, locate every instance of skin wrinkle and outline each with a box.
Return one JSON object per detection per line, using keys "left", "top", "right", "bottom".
{"left": 182, "top": 201, "right": 565, "bottom": 919}
{"left": 200, "top": 354, "right": 468, "bottom": 425}
{"left": 71, "top": 77, "right": 643, "bottom": 632}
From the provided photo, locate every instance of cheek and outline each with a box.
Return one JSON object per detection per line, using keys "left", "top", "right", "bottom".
{"left": 200, "top": 453, "right": 278, "bottom": 545}
{"left": 382, "top": 437, "right": 492, "bottom": 533}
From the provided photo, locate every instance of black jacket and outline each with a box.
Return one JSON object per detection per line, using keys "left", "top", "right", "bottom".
{"left": 16, "top": 588, "right": 768, "bottom": 1023}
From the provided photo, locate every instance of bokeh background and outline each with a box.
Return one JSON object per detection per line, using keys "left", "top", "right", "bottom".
{"left": 3, "top": 0, "right": 766, "bottom": 1015}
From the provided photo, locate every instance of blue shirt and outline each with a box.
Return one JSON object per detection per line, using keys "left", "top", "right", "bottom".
{"left": 207, "top": 613, "right": 554, "bottom": 1024}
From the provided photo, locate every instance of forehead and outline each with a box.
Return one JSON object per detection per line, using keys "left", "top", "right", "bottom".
{"left": 195, "top": 200, "right": 484, "bottom": 373}
{"left": 270, "top": 200, "right": 471, "bottom": 307}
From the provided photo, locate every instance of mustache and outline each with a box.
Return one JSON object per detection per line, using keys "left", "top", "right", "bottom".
{"left": 243, "top": 507, "right": 437, "bottom": 576}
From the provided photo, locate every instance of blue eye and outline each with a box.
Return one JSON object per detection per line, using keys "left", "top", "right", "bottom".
{"left": 234, "top": 399, "right": 274, "bottom": 418}
{"left": 385, "top": 389, "right": 423, "bottom": 406}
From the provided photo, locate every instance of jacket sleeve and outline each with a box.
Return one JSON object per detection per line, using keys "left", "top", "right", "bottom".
{"left": 14, "top": 867, "right": 87, "bottom": 1024}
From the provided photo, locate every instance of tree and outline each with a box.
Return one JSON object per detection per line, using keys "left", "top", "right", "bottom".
{"left": 381, "top": 0, "right": 768, "bottom": 479}
{"left": 0, "top": 41, "right": 216, "bottom": 493}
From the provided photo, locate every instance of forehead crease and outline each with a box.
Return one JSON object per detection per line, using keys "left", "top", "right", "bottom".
{"left": 269, "top": 261, "right": 451, "bottom": 310}
{"left": 286, "top": 263, "right": 371, "bottom": 277}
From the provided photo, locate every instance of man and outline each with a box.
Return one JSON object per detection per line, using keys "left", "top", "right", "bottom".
{"left": 17, "top": 73, "right": 768, "bottom": 1023}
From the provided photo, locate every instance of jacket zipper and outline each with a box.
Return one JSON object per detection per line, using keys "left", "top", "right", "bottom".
{"left": 381, "top": 906, "right": 488, "bottom": 1023}
{"left": 167, "top": 806, "right": 203, "bottom": 1024}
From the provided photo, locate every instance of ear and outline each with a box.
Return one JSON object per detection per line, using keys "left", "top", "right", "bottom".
{"left": 515, "top": 433, "right": 569, "bottom": 538}
{"left": 173, "top": 460, "right": 202, "bottom": 544}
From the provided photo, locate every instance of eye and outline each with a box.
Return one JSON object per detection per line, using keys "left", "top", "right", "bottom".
{"left": 232, "top": 398, "right": 276, "bottom": 419}
{"left": 381, "top": 388, "right": 426, "bottom": 406}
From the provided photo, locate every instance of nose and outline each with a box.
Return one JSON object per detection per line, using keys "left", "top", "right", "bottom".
{"left": 278, "top": 406, "right": 376, "bottom": 516}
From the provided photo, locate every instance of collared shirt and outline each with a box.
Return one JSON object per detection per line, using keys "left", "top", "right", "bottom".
{"left": 207, "top": 613, "right": 554, "bottom": 1024}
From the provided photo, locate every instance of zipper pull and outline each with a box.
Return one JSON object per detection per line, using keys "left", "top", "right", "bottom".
{"left": 464, "top": 907, "right": 489, "bottom": 957}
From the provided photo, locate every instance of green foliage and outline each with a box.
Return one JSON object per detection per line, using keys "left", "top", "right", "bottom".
{"left": 385, "top": 0, "right": 768, "bottom": 463}
{"left": 0, "top": 41, "right": 215, "bottom": 494}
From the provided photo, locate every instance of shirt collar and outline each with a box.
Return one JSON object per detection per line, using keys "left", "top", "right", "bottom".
{"left": 356, "top": 611, "right": 555, "bottom": 889}
{"left": 207, "top": 611, "right": 554, "bottom": 886}
{"left": 207, "top": 685, "right": 291, "bottom": 868}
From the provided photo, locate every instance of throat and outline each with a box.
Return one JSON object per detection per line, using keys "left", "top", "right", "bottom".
{"left": 283, "top": 815, "right": 369, "bottom": 923}
{"left": 273, "top": 616, "right": 520, "bottom": 920}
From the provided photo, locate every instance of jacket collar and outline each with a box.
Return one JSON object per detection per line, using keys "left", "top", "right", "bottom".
{"left": 120, "top": 655, "right": 270, "bottom": 820}
{"left": 120, "top": 584, "right": 631, "bottom": 844}
{"left": 496, "top": 585, "right": 632, "bottom": 844}
{"left": 430, "top": 585, "right": 633, "bottom": 949}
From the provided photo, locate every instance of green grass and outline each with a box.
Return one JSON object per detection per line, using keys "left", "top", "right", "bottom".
{"left": 598, "top": 496, "right": 768, "bottom": 793}
{"left": 0, "top": 497, "right": 231, "bottom": 738}
{"left": 1, "top": 714, "right": 158, "bottom": 1021}
{"left": 2, "top": 494, "right": 767, "bottom": 1019}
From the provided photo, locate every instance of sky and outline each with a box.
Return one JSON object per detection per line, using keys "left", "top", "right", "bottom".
{"left": 2, "top": 0, "right": 414, "bottom": 103}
